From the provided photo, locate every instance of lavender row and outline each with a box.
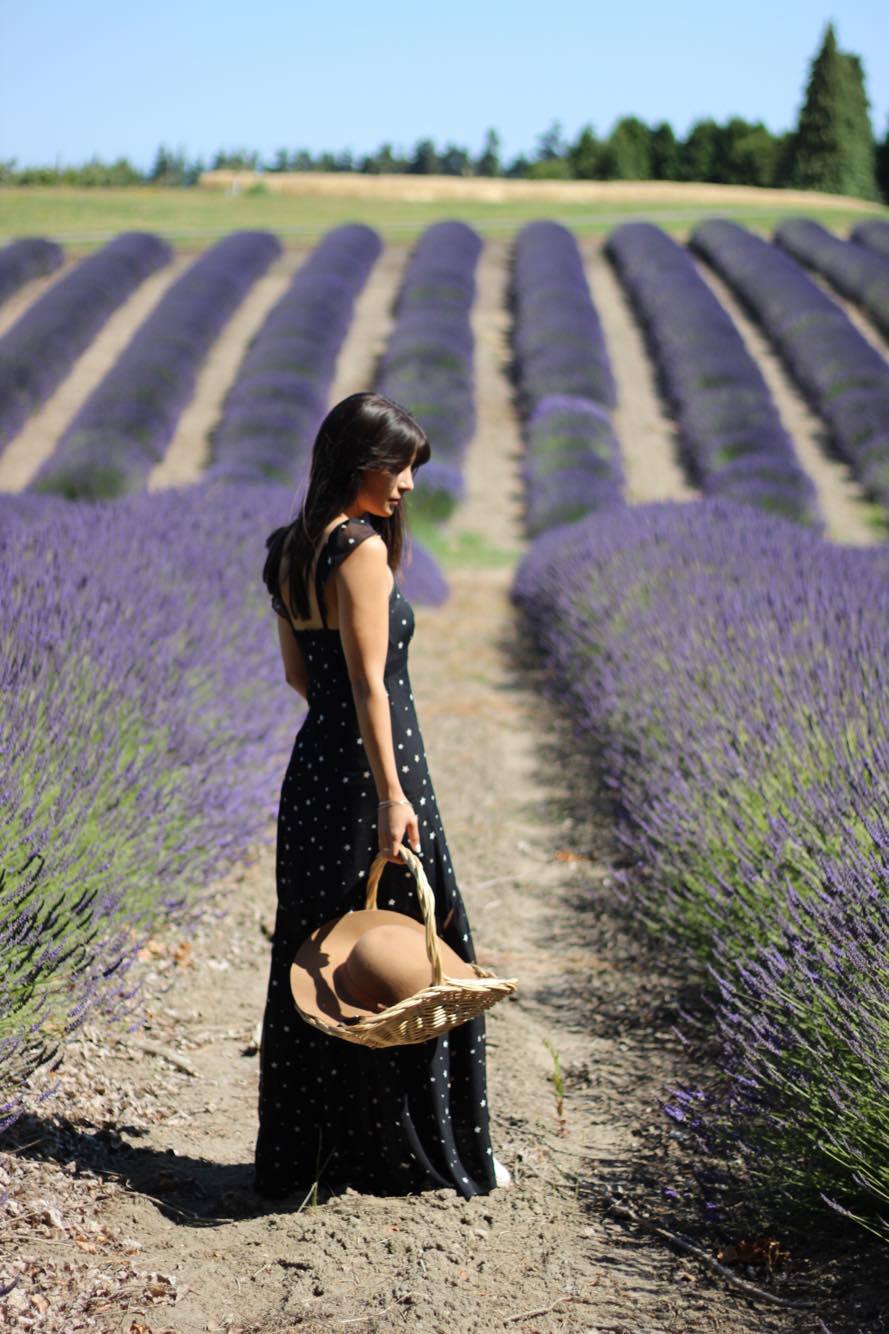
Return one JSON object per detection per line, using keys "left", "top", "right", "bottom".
{"left": 376, "top": 221, "right": 482, "bottom": 521}
{"left": 851, "top": 217, "right": 889, "bottom": 260}
{"left": 0, "top": 233, "right": 170, "bottom": 452}
{"left": 0, "top": 471, "right": 449, "bottom": 1116}
{"left": 510, "top": 221, "right": 622, "bottom": 535}
{"left": 206, "top": 225, "right": 381, "bottom": 486}
{"left": 775, "top": 217, "right": 889, "bottom": 340}
{"left": 512, "top": 221, "right": 616, "bottom": 415}
{"left": 606, "top": 221, "right": 820, "bottom": 526}
{"left": 203, "top": 223, "right": 449, "bottom": 599}
{"left": 512, "top": 501, "right": 889, "bottom": 1236}
{"left": 690, "top": 219, "right": 889, "bottom": 514}
{"left": 0, "top": 237, "right": 64, "bottom": 307}
{"left": 30, "top": 231, "right": 282, "bottom": 500}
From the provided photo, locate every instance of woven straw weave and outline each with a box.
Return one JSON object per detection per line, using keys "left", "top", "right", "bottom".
{"left": 293, "top": 845, "right": 517, "bottom": 1048}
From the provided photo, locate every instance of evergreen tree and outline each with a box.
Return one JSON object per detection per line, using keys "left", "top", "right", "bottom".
{"left": 267, "top": 148, "right": 291, "bottom": 173}
{"left": 526, "top": 119, "right": 570, "bottom": 178}
{"left": 792, "top": 22, "right": 845, "bottom": 191}
{"left": 791, "top": 22, "right": 877, "bottom": 198}
{"left": 475, "top": 128, "right": 501, "bottom": 176}
{"left": 504, "top": 152, "right": 531, "bottom": 178}
{"left": 567, "top": 125, "right": 601, "bottom": 179}
{"left": 149, "top": 144, "right": 174, "bottom": 182}
{"left": 839, "top": 52, "right": 878, "bottom": 198}
{"left": 408, "top": 138, "right": 439, "bottom": 174}
{"left": 373, "top": 143, "right": 400, "bottom": 173}
{"left": 649, "top": 122, "right": 680, "bottom": 179}
{"left": 601, "top": 116, "right": 652, "bottom": 179}
{"left": 681, "top": 119, "right": 723, "bottom": 181}
{"left": 720, "top": 118, "right": 780, "bottom": 186}
{"left": 772, "top": 130, "right": 796, "bottom": 188}
{"left": 535, "top": 120, "right": 567, "bottom": 161}
{"left": 438, "top": 142, "right": 471, "bottom": 175}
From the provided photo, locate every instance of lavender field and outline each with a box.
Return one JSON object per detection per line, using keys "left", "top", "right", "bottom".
{"left": 1, "top": 212, "right": 888, "bottom": 1264}
{"left": 513, "top": 502, "right": 889, "bottom": 1234}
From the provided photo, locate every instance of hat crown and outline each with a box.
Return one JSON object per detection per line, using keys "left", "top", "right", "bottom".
{"left": 336, "top": 924, "right": 435, "bottom": 1012}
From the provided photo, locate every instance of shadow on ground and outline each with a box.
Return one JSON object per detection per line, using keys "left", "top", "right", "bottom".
{"left": 0, "top": 1110, "right": 412, "bottom": 1229}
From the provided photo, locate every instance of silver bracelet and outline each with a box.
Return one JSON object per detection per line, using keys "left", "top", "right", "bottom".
{"left": 377, "top": 798, "right": 411, "bottom": 809}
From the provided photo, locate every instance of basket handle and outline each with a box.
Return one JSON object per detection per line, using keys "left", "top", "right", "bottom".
{"left": 365, "top": 846, "right": 443, "bottom": 986}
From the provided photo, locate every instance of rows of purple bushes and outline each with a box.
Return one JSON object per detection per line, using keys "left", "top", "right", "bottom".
{"left": 851, "top": 217, "right": 889, "bottom": 260}
{"left": 512, "top": 501, "right": 889, "bottom": 1235}
{"left": 690, "top": 219, "right": 889, "bottom": 515}
{"left": 207, "top": 224, "right": 381, "bottom": 486}
{"left": 204, "top": 222, "right": 448, "bottom": 602}
{"left": 30, "top": 231, "right": 282, "bottom": 499}
{"left": 606, "top": 222, "right": 821, "bottom": 526}
{"left": 0, "top": 233, "right": 170, "bottom": 452}
{"left": 512, "top": 221, "right": 616, "bottom": 414}
{"left": 0, "top": 478, "right": 296, "bottom": 1113}
{"left": 0, "top": 238, "right": 64, "bottom": 308}
{"left": 0, "top": 469, "right": 448, "bottom": 1119}
{"left": 510, "top": 221, "right": 623, "bottom": 535}
{"left": 376, "top": 220, "right": 482, "bottom": 523}
{"left": 775, "top": 217, "right": 889, "bottom": 340}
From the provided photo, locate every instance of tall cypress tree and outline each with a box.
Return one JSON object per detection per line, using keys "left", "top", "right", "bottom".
{"left": 839, "top": 52, "right": 879, "bottom": 199}
{"left": 792, "top": 22, "right": 878, "bottom": 198}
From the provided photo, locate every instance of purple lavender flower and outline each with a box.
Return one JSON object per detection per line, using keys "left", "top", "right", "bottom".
{"left": 0, "top": 238, "right": 64, "bottom": 307}
{"left": 607, "top": 221, "right": 821, "bottom": 527}
{"left": 512, "top": 498, "right": 889, "bottom": 1234}
{"left": 775, "top": 217, "right": 889, "bottom": 340}
{"left": 0, "top": 233, "right": 171, "bottom": 450}
{"left": 207, "top": 225, "right": 381, "bottom": 485}
{"left": 691, "top": 219, "right": 889, "bottom": 515}
{"left": 510, "top": 224, "right": 624, "bottom": 535}
{"left": 31, "top": 232, "right": 282, "bottom": 499}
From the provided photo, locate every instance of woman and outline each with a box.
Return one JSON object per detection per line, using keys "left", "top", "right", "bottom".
{"left": 254, "top": 391, "right": 508, "bottom": 1199}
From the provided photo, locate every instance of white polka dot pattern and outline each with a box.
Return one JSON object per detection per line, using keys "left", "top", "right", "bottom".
{"left": 254, "top": 517, "right": 498, "bottom": 1200}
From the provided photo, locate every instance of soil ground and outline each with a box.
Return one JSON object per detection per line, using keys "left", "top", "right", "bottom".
{"left": 2, "top": 239, "right": 888, "bottom": 1332}
{"left": 580, "top": 237, "right": 700, "bottom": 507}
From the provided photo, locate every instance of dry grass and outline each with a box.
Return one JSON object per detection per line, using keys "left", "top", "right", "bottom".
{"left": 201, "top": 169, "right": 887, "bottom": 211}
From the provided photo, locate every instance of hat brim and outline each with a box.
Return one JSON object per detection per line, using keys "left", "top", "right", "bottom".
{"left": 290, "top": 907, "right": 478, "bottom": 1029}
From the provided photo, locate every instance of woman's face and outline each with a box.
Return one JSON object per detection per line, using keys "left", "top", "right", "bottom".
{"left": 355, "top": 452, "right": 417, "bottom": 519}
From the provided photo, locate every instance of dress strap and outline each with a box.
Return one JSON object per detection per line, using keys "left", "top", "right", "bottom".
{"left": 314, "top": 517, "right": 378, "bottom": 628}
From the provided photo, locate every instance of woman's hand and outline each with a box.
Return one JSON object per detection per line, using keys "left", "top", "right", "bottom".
{"left": 378, "top": 802, "right": 421, "bottom": 863}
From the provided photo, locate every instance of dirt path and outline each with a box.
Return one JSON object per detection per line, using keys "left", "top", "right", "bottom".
{"left": 328, "top": 243, "right": 410, "bottom": 402}
{"left": 0, "top": 237, "right": 815, "bottom": 1332}
{"left": 0, "top": 255, "right": 193, "bottom": 492}
{"left": 580, "top": 237, "right": 700, "bottom": 506}
{"left": 148, "top": 248, "right": 313, "bottom": 491}
{"left": 692, "top": 258, "right": 882, "bottom": 547}
{"left": 0, "top": 570, "right": 810, "bottom": 1333}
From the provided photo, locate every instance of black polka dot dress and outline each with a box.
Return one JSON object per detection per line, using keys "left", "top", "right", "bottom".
{"left": 253, "top": 517, "right": 498, "bottom": 1200}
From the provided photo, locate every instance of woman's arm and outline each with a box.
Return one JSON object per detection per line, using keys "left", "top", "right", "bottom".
{"left": 276, "top": 617, "right": 309, "bottom": 699}
{"left": 335, "top": 534, "right": 400, "bottom": 796}
{"left": 336, "top": 535, "right": 421, "bottom": 861}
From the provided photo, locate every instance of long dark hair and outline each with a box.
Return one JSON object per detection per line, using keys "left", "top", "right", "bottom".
{"left": 262, "top": 392, "right": 430, "bottom": 621}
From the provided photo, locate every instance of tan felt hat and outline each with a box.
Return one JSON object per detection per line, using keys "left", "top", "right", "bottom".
{"left": 289, "top": 846, "right": 517, "bottom": 1048}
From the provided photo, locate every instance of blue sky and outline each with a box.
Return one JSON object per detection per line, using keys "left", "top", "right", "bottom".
{"left": 1, "top": 0, "right": 887, "bottom": 170}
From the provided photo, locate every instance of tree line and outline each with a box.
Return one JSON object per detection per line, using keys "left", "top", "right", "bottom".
{"left": 2, "top": 23, "right": 887, "bottom": 202}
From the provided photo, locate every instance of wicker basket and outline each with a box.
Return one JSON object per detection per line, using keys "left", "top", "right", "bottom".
{"left": 291, "top": 845, "right": 517, "bottom": 1048}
